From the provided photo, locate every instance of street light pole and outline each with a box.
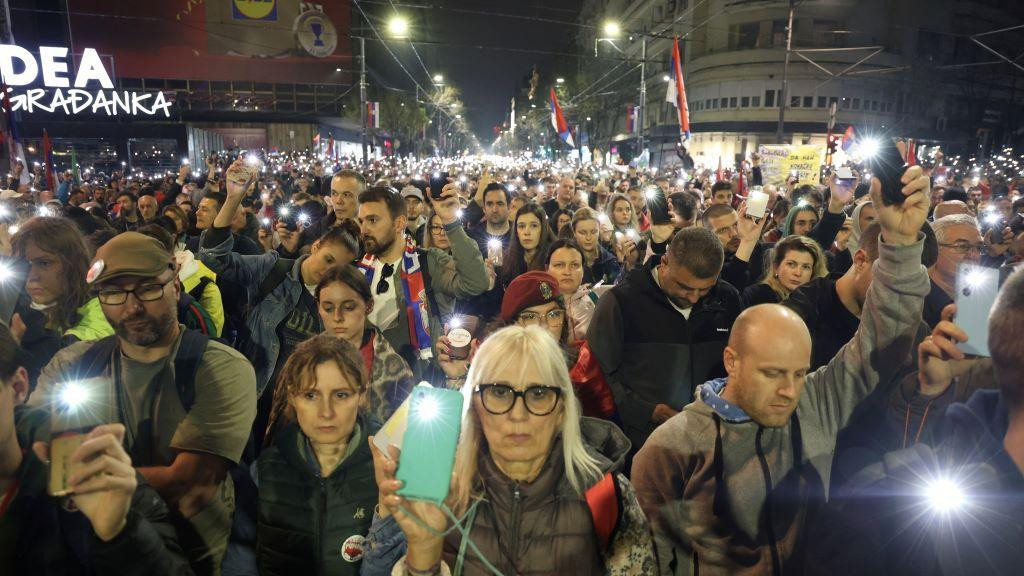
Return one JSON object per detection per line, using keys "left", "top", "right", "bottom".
{"left": 359, "top": 36, "right": 368, "bottom": 166}
{"left": 638, "top": 36, "right": 647, "bottom": 156}
{"left": 775, "top": 0, "right": 795, "bottom": 144}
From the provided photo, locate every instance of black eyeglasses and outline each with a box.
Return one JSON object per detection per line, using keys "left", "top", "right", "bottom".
{"left": 96, "top": 278, "right": 174, "bottom": 306}
{"left": 475, "top": 383, "right": 562, "bottom": 416}
{"left": 376, "top": 263, "right": 394, "bottom": 295}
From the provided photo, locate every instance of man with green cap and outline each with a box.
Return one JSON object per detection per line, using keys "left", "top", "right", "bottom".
{"left": 24, "top": 231, "right": 257, "bottom": 576}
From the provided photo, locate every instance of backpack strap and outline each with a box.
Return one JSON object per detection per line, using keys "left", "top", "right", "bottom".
{"left": 173, "top": 330, "right": 209, "bottom": 413}
{"left": 187, "top": 276, "right": 214, "bottom": 303}
{"left": 254, "top": 257, "right": 294, "bottom": 307}
{"left": 585, "top": 471, "right": 623, "bottom": 553}
{"left": 71, "top": 335, "right": 119, "bottom": 380}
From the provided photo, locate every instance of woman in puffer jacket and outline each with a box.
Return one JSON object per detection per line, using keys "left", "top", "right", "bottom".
{"left": 361, "top": 325, "right": 656, "bottom": 575}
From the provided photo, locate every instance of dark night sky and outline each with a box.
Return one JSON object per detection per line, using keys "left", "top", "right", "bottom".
{"left": 359, "top": 0, "right": 586, "bottom": 144}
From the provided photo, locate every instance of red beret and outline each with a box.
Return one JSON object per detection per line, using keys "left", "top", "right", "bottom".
{"left": 500, "top": 271, "right": 562, "bottom": 323}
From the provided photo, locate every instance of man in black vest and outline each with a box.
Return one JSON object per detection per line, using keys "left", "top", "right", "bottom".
{"left": 26, "top": 232, "right": 257, "bottom": 576}
{"left": 588, "top": 227, "right": 741, "bottom": 452}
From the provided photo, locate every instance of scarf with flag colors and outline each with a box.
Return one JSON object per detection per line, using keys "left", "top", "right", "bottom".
{"left": 664, "top": 36, "right": 691, "bottom": 140}
{"left": 549, "top": 88, "right": 575, "bottom": 147}
{"left": 355, "top": 237, "right": 433, "bottom": 360}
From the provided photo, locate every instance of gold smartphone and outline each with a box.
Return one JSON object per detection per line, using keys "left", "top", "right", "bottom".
{"left": 48, "top": 377, "right": 110, "bottom": 497}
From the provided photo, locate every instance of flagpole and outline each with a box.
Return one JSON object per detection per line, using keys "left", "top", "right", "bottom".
{"left": 775, "top": 0, "right": 795, "bottom": 144}
{"left": 359, "top": 36, "right": 368, "bottom": 167}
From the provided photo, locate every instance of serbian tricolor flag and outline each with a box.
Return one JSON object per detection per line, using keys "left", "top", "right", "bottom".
{"left": 626, "top": 105, "right": 639, "bottom": 135}
{"left": 840, "top": 125, "right": 855, "bottom": 151}
{"left": 664, "top": 37, "right": 690, "bottom": 140}
{"left": 367, "top": 102, "right": 380, "bottom": 129}
{"left": 549, "top": 88, "right": 574, "bottom": 148}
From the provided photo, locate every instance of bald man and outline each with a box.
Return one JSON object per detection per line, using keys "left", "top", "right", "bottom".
{"left": 932, "top": 200, "right": 971, "bottom": 220}
{"left": 542, "top": 176, "right": 580, "bottom": 218}
{"left": 632, "top": 165, "right": 933, "bottom": 575}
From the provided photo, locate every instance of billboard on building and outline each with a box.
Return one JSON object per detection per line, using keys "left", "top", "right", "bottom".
{"left": 66, "top": 1, "right": 351, "bottom": 83}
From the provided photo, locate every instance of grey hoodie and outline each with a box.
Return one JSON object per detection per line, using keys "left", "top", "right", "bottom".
{"left": 632, "top": 234, "right": 930, "bottom": 576}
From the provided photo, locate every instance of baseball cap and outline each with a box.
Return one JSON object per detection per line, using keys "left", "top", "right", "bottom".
{"left": 401, "top": 186, "right": 424, "bottom": 202}
{"left": 87, "top": 232, "right": 174, "bottom": 285}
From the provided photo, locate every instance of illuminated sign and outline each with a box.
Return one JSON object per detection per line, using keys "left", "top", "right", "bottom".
{"left": 0, "top": 45, "right": 172, "bottom": 117}
{"left": 233, "top": 0, "right": 277, "bottom": 21}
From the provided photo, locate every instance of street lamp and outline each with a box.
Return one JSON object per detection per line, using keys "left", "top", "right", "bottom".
{"left": 556, "top": 77, "right": 565, "bottom": 84}
{"left": 603, "top": 21, "right": 620, "bottom": 38}
{"left": 433, "top": 73, "right": 444, "bottom": 84}
{"left": 662, "top": 74, "right": 670, "bottom": 82}
{"left": 388, "top": 16, "right": 409, "bottom": 38}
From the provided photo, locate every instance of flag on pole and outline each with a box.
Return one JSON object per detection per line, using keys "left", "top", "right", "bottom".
{"left": 664, "top": 37, "right": 691, "bottom": 140}
{"left": 510, "top": 97, "right": 516, "bottom": 137}
{"left": 328, "top": 134, "right": 335, "bottom": 159}
{"left": 840, "top": 125, "right": 855, "bottom": 151}
{"left": 43, "top": 129, "right": 55, "bottom": 191}
{"left": 367, "top": 102, "right": 380, "bottom": 129}
{"left": 549, "top": 88, "right": 574, "bottom": 148}
{"left": 626, "top": 105, "right": 640, "bottom": 135}
{"left": 716, "top": 156, "right": 723, "bottom": 183}
{"left": 70, "top": 147, "right": 80, "bottom": 186}
{"left": 736, "top": 161, "right": 746, "bottom": 197}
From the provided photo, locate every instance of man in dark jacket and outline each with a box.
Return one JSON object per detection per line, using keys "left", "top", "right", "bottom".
{"left": 0, "top": 326, "right": 193, "bottom": 576}
{"left": 588, "top": 227, "right": 741, "bottom": 452}
{"left": 805, "top": 268, "right": 1024, "bottom": 576}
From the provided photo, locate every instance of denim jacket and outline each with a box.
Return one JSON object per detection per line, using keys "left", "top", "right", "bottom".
{"left": 197, "top": 225, "right": 310, "bottom": 396}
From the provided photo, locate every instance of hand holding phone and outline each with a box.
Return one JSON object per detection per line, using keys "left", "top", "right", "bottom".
{"left": 954, "top": 264, "right": 998, "bottom": 357}
{"left": 48, "top": 377, "right": 111, "bottom": 497}
{"left": 867, "top": 137, "right": 909, "bottom": 206}
{"left": 746, "top": 187, "right": 770, "bottom": 219}
{"left": 429, "top": 172, "right": 450, "bottom": 200}
{"left": 396, "top": 387, "right": 464, "bottom": 503}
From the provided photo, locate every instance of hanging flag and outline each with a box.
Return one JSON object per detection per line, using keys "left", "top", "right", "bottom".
{"left": 626, "top": 105, "right": 640, "bottom": 135}
{"left": 367, "top": 102, "right": 380, "bottom": 129}
{"left": 0, "top": 75, "right": 28, "bottom": 184}
{"left": 716, "top": 156, "right": 723, "bottom": 183}
{"left": 664, "top": 37, "right": 691, "bottom": 140}
{"left": 328, "top": 134, "right": 335, "bottom": 159}
{"left": 549, "top": 88, "right": 575, "bottom": 148}
{"left": 510, "top": 96, "right": 516, "bottom": 137}
{"left": 840, "top": 125, "right": 855, "bottom": 151}
{"left": 906, "top": 138, "right": 916, "bottom": 166}
{"left": 43, "top": 129, "right": 55, "bottom": 191}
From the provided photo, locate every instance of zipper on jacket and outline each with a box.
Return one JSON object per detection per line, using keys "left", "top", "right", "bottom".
{"left": 755, "top": 428, "right": 783, "bottom": 576}
{"left": 509, "top": 483, "right": 522, "bottom": 565}
{"left": 314, "top": 473, "right": 326, "bottom": 573}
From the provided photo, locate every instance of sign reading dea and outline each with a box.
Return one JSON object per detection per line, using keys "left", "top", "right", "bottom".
{"left": 0, "top": 45, "right": 173, "bottom": 117}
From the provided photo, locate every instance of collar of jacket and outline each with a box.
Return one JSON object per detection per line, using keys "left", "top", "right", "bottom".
{"left": 634, "top": 255, "right": 728, "bottom": 314}
{"left": 698, "top": 378, "right": 752, "bottom": 423}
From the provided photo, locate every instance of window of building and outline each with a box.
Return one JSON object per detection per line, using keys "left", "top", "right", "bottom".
{"left": 772, "top": 20, "right": 787, "bottom": 48}
{"left": 720, "top": 97, "right": 728, "bottom": 108}
{"left": 852, "top": 98, "right": 861, "bottom": 110}
{"left": 803, "top": 96, "right": 812, "bottom": 108}
{"left": 731, "top": 22, "right": 760, "bottom": 50}
{"left": 842, "top": 97, "right": 850, "bottom": 109}
{"left": 765, "top": 90, "right": 776, "bottom": 107}
{"left": 741, "top": 96, "right": 750, "bottom": 107}
{"left": 791, "top": 96, "right": 801, "bottom": 108}
{"left": 871, "top": 100, "right": 878, "bottom": 111}
{"left": 730, "top": 97, "right": 738, "bottom": 108}
{"left": 817, "top": 96, "right": 826, "bottom": 108}
{"left": 752, "top": 95, "right": 761, "bottom": 107}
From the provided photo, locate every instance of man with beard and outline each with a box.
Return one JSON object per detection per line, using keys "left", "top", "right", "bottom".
{"left": 587, "top": 227, "right": 742, "bottom": 452}
{"left": 632, "top": 165, "right": 931, "bottom": 575}
{"left": 25, "top": 232, "right": 257, "bottom": 576}
{"left": 702, "top": 202, "right": 767, "bottom": 292}
{"left": 356, "top": 184, "right": 489, "bottom": 376}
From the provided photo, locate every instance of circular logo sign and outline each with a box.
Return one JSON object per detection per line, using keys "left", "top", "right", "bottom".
{"left": 233, "top": 0, "right": 277, "bottom": 21}
{"left": 341, "top": 534, "right": 365, "bottom": 562}
{"left": 86, "top": 259, "right": 105, "bottom": 284}
{"left": 294, "top": 10, "right": 338, "bottom": 58}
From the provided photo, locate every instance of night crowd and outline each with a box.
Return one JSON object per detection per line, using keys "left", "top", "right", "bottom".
{"left": 0, "top": 143, "right": 1023, "bottom": 576}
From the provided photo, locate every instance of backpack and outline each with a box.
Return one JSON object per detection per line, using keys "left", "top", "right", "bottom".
{"left": 72, "top": 330, "right": 209, "bottom": 412}
{"left": 187, "top": 275, "right": 214, "bottom": 304}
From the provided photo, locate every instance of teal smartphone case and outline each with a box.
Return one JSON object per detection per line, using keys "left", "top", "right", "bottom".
{"left": 396, "top": 387, "right": 464, "bottom": 503}
{"left": 955, "top": 263, "right": 997, "bottom": 357}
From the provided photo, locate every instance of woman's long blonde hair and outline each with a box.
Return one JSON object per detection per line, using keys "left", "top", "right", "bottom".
{"left": 450, "top": 325, "right": 602, "bottom": 514}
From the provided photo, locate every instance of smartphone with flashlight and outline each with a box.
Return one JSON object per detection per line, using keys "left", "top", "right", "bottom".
{"left": 954, "top": 263, "right": 998, "bottom": 357}
{"left": 373, "top": 382, "right": 434, "bottom": 456}
{"left": 49, "top": 377, "right": 110, "bottom": 497}
{"left": 646, "top": 187, "right": 672, "bottom": 225}
{"left": 397, "top": 387, "right": 464, "bottom": 503}
{"left": 866, "top": 137, "right": 908, "bottom": 206}
{"left": 429, "top": 172, "right": 451, "bottom": 200}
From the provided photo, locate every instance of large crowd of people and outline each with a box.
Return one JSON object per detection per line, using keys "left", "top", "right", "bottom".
{"left": 0, "top": 144, "right": 1022, "bottom": 576}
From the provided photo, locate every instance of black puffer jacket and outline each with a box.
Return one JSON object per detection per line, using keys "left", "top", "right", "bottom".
{"left": 255, "top": 414, "right": 381, "bottom": 576}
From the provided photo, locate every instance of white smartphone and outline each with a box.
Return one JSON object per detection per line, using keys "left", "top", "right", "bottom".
{"left": 747, "top": 187, "right": 769, "bottom": 219}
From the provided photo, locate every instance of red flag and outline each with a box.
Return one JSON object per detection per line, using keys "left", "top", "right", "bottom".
{"left": 328, "top": 135, "right": 335, "bottom": 159}
{"left": 549, "top": 88, "right": 574, "bottom": 147}
{"left": 43, "top": 129, "right": 55, "bottom": 191}
{"left": 736, "top": 161, "right": 746, "bottom": 197}
{"left": 716, "top": 156, "right": 723, "bottom": 183}
{"left": 906, "top": 139, "right": 916, "bottom": 166}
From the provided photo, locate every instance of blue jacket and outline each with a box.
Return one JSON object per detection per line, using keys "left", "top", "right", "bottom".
{"left": 197, "top": 226, "right": 312, "bottom": 396}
